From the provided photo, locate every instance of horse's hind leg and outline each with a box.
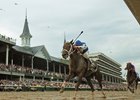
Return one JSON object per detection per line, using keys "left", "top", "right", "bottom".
{"left": 136, "top": 79, "right": 138, "bottom": 89}
{"left": 74, "top": 70, "right": 85, "bottom": 99}
{"left": 86, "top": 77, "right": 95, "bottom": 98}
{"left": 96, "top": 74, "right": 106, "bottom": 98}
{"left": 86, "top": 77, "right": 94, "bottom": 92}
{"left": 98, "top": 80, "right": 106, "bottom": 97}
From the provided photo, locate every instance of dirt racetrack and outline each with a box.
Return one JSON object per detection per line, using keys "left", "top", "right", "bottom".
{"left": 0, "top": 89, "right": 140, "bottom": 100}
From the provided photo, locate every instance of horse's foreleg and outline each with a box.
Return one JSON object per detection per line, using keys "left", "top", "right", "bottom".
{"left": 60, "top": 73, "right": 74, "bottom": 93}
{"left": 135, "top": 80, "right": 138, "bottom": 89}
{"left": 74, "top": 79, "right": 82, "bottom": 99}
{"left": 74, "top": 70, "right": 85, "bottom": 98}
{"left": 73, "top": 91, "right": 77, "bottom": 99}
{"left": 75, "top": 71, "right": 84, "bottom": 91}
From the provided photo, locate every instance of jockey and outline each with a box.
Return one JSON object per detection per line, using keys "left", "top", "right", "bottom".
{"left": 136, "top": 73, "right": 140, "bottom": 81}
{"left": 130, "top": 63, "right": 135, "bottom": 72}
{"left": 73, "top": 40, "right": 89, "bottom": 59}
{"left": 74, "top": 40, "right": 97, "bottom": 74}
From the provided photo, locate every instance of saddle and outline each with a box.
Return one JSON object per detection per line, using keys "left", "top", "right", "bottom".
{"left": 78, "top": 52, "right": 98, "bottom": 73}
{"left": 84, "top": 58, "right": 98, "bottom": 77}
{"left": 88, "top": 58, "right": 98, "bottom": 72}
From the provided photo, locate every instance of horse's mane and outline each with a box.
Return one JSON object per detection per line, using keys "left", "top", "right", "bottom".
{"left": 65, "top": 42, "right": 81, "bottom": 55}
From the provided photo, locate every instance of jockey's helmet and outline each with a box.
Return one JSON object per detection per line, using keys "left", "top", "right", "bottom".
{"left": 75, "top": 40, "right": 82, "bottom": 46}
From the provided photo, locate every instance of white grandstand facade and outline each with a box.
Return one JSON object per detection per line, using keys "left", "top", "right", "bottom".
{"left": 89, "top": 53, "right": 124, "bottom": 83}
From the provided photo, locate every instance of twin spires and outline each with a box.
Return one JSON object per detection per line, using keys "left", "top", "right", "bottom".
{"left": 20, "top": 9, "right": 32, "bottom": 47}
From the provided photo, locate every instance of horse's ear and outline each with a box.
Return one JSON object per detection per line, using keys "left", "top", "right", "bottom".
{"left": 124, "top": 67, "right": 127, "bottom": 70}
{"left": 64, "top": 32, "right": 66, "bottom": 44}
{"left": 70, "top": 39, "right": 74, "bottom": 44}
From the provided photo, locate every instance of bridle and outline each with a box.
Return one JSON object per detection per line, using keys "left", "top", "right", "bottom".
{"left": 62, "top": 43, "right": 75, "bottom": 56}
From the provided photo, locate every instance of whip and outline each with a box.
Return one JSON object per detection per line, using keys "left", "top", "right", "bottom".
{"left": 73, "top": 31, "right": 83, "bottom": 43}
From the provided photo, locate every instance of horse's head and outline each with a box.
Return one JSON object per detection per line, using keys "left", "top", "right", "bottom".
{"left": 62, "top": 40, "right": 74, "bottom": 59}
{"left": 125, "top": 62, "right": 132, "bottom": 71}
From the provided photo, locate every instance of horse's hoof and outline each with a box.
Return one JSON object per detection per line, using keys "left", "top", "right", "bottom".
{"left": 59, "top": 89, "right": 64, "bottom": 93}
{"left": 129, "top": 88, "right": 134, "bottom": 93}
{"left": 103, "top": 95, "right": 106, "bottom": 98}
{"left": 59, "top": 91, "right": 64, "bottom": 93}
{"left": 59, "top": 87, "right": 64, "bottom": 93}
{"left": 73, "top": 97, "right": 76, "bottom": 100}
{"left": 103, "top": 94, "right": 106, "bottom": 98}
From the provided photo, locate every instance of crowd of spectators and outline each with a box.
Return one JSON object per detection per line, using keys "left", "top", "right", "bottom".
{"left": 0, "top": 63, "right": 64, "bottom": 79}
{"left": 0, "top": 79, "right": 127, "bottom": 91}
{"left": 0, "top": 33, "right": 16, "bottom": 43}
{"left": 0, "top": 63, "right": 127, "bottom": 91}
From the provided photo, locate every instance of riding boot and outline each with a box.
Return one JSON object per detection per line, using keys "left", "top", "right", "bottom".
{"left": 88, "top": 59, "right": 96, "bottom": 69}
{"left": 134, "top": 71, "right": 137, "bottom": 78}
{"left": 87, "top": 59, "right": 95, "bottom": 74}
{"left": 86, "top": 59, "right": 92, "bottom": 70}
{"left": 84, "top": 58, "right": 90, "bottom": 68}
{"left": 88, "top": 59, "right": 92, "bottom": 67}
{"left": 139, "top": 77, "right": 140, "bottom": 81}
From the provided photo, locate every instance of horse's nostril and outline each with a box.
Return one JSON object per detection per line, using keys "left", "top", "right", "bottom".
{"left": 62, "top": 54, "right": 65, "bottom": 57}
{"left": 62, "top": 54, "right": 67, "bottom": 59}
{"left": 62, "top": 54, "right": 65, "bottom": 56}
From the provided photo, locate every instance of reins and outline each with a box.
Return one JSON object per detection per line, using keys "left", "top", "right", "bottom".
{"left": 63, "top": 44, "right": 75, "bottom": 56}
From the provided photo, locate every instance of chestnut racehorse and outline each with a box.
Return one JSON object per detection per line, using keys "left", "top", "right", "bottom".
{"left": 60, "top": 41, "right": 106, "bottom": 98}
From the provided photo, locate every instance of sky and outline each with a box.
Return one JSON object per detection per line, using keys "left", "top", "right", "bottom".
{"left": 0, "top": 0, "right": 140, "bottom": 77}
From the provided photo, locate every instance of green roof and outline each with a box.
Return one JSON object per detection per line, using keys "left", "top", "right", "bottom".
{"left": 12, "top": 45, "right": 51, "bottom": 60}
{"left": 12, "top": 45, "right": 69, "bottom": 64}
{"left": 12, "top": 45, "right": 33, "bottom": 55}
{"left": 50, "top": 56, "right": 69, "bottom": 65}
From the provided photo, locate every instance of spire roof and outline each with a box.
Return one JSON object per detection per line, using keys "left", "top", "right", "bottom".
{"left": 20, "top": 13, "right": 32, "bottom": 38}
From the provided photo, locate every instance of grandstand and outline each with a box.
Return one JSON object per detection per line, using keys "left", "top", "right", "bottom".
{"left": 89, "top": 53, "right": 124, "bottom": 83}
{"left": 0, "top": 13, "right": 125, "bottom": 91}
